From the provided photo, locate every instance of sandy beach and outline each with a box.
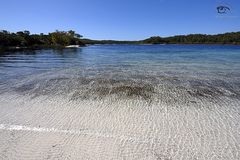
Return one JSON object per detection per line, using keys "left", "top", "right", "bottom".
{"left": 0, "top": 81, "right": 239, "bottom": 159}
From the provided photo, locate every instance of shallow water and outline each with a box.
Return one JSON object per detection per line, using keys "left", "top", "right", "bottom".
{"left": 0, "top": 45, "right": 240, "bottom": 159}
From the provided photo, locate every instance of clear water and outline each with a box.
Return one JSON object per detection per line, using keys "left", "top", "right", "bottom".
{"left": 0, "top": 44, "right": 240, "bottom": 101}
{"left": 1, "top": 44, "right": 240, "bottom": 76}
{"left": 1, "top": 44, "right": 240, "bottom": 159}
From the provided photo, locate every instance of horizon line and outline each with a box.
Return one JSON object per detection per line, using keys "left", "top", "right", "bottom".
{"left": 1, "top": 29, "right": 240, "bottom": 41}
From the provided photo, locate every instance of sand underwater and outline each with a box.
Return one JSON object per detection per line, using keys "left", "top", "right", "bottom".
{"left": 0, "top": 45, "right": 240, "bottom": 159}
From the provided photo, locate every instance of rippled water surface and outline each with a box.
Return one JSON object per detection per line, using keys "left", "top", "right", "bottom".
{"left": 0, "top": 44, "right": 240, "bottom": 159}
{"left": 1, "top": 44, "right": 240, "bottom": 101}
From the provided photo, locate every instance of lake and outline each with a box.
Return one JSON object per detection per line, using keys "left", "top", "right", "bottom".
{"left": 0, "top": 44, "right": 240, "bottom": 159}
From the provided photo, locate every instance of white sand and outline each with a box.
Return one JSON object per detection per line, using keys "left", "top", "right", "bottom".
{"left": 0, "top": 92, "right": 239, "bottom": 160}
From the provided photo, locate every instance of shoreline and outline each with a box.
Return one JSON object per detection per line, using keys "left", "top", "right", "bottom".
{"left": 0, "top": 44, "right": 86, "bottom": 53}
{"left": 1, "top": 43, "right": 240, "bottom": 53}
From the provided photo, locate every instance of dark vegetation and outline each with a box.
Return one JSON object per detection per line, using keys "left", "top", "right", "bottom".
{"left": 1, "top": 30, "right": 240, "bottom": 52}
{"left": 161, "top": 32, "right": 240, "bottom": 45}
{"left": 0, "top": 30, "right": 84, "bottom": 52}
{"left": 81, "top": 32, "right": 240, "bottom": 45}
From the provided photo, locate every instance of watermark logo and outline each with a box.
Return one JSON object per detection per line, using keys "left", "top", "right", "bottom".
{"left": 217, "top": 5, "right": 230, "bottom": 14}
{"left": 216, "top": 3, "right": 239, "bottom": 19}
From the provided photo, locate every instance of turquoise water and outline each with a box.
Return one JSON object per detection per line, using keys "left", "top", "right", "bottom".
{"left": 0, "top": 44, "right": 240, "bottom": 101}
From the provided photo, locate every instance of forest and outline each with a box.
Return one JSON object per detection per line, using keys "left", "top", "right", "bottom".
{"left": 82, "top": 32, "right": 240, "bottom": 45}
{"left": 1, "top": 30, "right": 240, "bottom": 52}
{"left": 0, "top": 30, "right": 85, "bottom": 52}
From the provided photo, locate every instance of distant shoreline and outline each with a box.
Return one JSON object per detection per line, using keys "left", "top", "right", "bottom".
{"left": 81, "top": 31, "right": 240, "bottom": 45}
{"left": 1, "top": 43, "right": 240, "bottom": 54}
{"left": 1, "top": 30, "right": 240, "bottom": 53}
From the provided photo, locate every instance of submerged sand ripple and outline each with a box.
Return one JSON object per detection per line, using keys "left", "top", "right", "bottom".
{"left": 7, "top": 70, "right": 240, "bottom": 103}
{"left": 0, "top": 70, "right": 240, "bottom": 159}
{"left": 0, "top": 90, "right": 239, "bottom": 159}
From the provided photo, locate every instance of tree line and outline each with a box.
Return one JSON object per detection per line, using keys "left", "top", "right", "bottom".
{"left": 0, "top": 30, "right": 85, "bottom": 51}
{"left": 1, "top": 30, "right": 240, "bottom": 52}
{"left": 82, "top": 32, "right": 240, "bottom": 45}
{"left": 141, "top": 32, "right": 240, "bottom": 45}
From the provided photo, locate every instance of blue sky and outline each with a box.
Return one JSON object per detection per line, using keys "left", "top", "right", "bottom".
{"left": 0, "top": 0, "right": 239, "bottom": 40}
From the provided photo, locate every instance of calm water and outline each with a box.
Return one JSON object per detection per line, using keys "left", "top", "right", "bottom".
{"left": 1, "top": 44, "right": 240, "bottom": 159}
{"left": 0, "top": 44, "right": 240, "bottom": 101}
